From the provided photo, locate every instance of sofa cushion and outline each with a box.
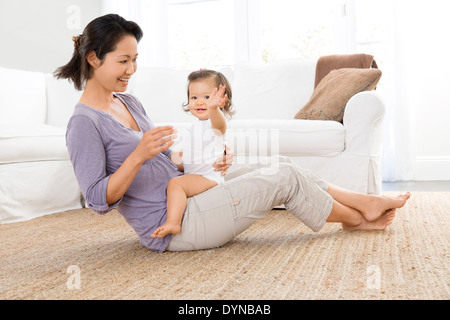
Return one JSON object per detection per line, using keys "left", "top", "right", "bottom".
{"left": 314, "top": 54, "right": 378, "bottom": 88}
{"left": 45, "top": 74, "right": 83, "bottom": 128}
{"left": 226, "top": 119, "right": 345, "bottom": 157}
{"left": 232, "top": 60, "right": 316, "bottom": 120}
{"left": 131, "top": 67, "right": 234, "bottom": 123}
{"left": 131, "top": 68, "right": 190, "bottom": 123}
{"left": 0, "top": 125, "right": 69, "bottom": 164}
{"left": 0, "top": 67, "right": 47, "bottom": 125}
{"left": 295, "top": 68, "right": 382, "bottom": 123}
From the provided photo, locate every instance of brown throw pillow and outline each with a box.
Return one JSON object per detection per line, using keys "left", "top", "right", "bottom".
{"left": 295, "top": 68, "right": 382, "bottom": 123}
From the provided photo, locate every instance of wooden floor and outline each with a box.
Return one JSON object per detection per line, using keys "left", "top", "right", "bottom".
{"left": 382, "top": 181, "right": 450, "bottom": 192}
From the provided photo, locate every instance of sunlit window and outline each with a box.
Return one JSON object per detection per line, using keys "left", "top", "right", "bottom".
{"left": 355, "top": 0, "right": 388, "bottom": 68}
{"left": 259, "top": 0, "right": 346, "bottom": 62}
{"left": 122, "top": 0, "right": 390, "bottom": 68}
{"left": 167, "top": 0, "right": 235, "bottom": 69}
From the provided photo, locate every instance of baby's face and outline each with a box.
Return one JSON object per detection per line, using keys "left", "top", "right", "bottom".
{"left": 188, "top": 78, "right": 217, "bottom": 121}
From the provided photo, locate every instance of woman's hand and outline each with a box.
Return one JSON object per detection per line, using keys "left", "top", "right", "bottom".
{"left": 132, "top": 126, "right": 177, "bottom": 164}
{"left": 214, "top": 145, "right": 235, "bottom": 176}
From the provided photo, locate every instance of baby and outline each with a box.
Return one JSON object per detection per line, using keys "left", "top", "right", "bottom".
{"left": 152, "top": 69, "right": 234, "bottom": 238}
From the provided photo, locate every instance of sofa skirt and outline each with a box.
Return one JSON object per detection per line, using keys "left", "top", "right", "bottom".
{"left": 0, "top": 160, "right": 82, "bottom": 223}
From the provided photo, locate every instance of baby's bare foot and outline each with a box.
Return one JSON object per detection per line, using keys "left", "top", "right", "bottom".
{"left": 343, "top": 208, "right": 397, "bottom": 231}
{"left": 360, "top": 192, "right": 410, "bottom": 222}
{"left": 151, "top": 223, "right": 181, "bottom": 238}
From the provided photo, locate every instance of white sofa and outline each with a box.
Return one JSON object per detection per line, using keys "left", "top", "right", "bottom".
{"left": 0, "top": 59, "right": 385, "bottom": 224}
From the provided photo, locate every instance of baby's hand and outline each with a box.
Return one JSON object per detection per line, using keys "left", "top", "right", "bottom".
{"left": 207, "top": 85, "right": 228, "bottom": 110}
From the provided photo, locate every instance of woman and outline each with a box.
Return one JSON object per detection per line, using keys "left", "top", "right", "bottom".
{"left": 56, "top": 14, "right": 410, "bottom": 253}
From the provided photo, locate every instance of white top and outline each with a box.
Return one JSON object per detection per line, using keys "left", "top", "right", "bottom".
{"left": 182, "top": 119, "right": 225, "bottom": 184}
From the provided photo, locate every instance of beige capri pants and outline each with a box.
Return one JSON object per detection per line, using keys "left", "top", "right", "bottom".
{"left": 166, "top": 156, "right": 333, "bottom": 252}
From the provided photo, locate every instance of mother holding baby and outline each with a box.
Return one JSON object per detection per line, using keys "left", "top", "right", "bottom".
{"left": 56, "top": 14, "right": 410, "bottom": 253}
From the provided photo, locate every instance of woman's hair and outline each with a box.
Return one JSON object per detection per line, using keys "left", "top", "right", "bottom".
{"left": 54, "top": 14, "right": 143, "bottom": 90}
{"left": 182, "top": 69, "right": 235, "bottom": 119}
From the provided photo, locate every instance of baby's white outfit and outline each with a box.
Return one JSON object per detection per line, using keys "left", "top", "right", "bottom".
{"left": 182, "top": 119, "right": 225, "bottom": 184}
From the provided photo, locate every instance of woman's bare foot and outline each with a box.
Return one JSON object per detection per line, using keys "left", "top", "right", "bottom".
{"left": 151, "top": 223, "right": 181, "bottom": 238}
{"left": 360, "top": 192, "right": 410, "bottom": 222}
{"left": 342, "top": 208, "right": 397, "bottom": 231}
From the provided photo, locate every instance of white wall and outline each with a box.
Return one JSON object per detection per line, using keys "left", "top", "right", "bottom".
{"left": 399, "top": 1, "right": 450, "bottom": 180}
{"left": 0, "top": 0, "right": 102, "bottom": 74}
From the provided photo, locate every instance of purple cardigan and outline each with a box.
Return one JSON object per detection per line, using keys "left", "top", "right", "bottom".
{"left": 66, "top": 93, "right": 182, "bottom": 252}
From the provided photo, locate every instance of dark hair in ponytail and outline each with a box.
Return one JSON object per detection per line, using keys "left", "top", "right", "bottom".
{"left": 54, "top": 14, "right": 143, "bottom": 90}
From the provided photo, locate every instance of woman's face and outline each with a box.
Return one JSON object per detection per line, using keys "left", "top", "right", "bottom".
{"left": 92, "top": 35, "right": 138, "bottom": 93}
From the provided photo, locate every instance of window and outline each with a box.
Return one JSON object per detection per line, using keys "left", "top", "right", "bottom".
{"left": 167, "top": 0, "right": 235, "bottom": 69}
{"left": 103, "top": 0, "right": 388, "bottom": 67}
{"left": 259, "top": 0, "right": 349, "bottom": 62}
{"left": 354, "top": 0, "right": 388, "bottom": 68}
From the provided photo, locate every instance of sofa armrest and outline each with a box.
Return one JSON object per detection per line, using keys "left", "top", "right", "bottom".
{"left": 343, "top": 91, "right": 386, "bottom": 157}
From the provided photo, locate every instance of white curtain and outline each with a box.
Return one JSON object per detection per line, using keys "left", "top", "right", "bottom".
{"left": 377, "top": 0, "right": 416, "bottom": 182}
{"left": 378, "top": 0, "right": 450, "bottom": 181}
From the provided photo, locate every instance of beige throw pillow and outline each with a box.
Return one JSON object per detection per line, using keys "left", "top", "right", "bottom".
{"left": 295, "top": 68, "right": 382, "bottom": 123}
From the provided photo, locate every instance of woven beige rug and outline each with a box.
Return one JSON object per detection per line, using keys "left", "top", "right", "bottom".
{"left": 1, "top": 192, "right": 449, "bottom": 300}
